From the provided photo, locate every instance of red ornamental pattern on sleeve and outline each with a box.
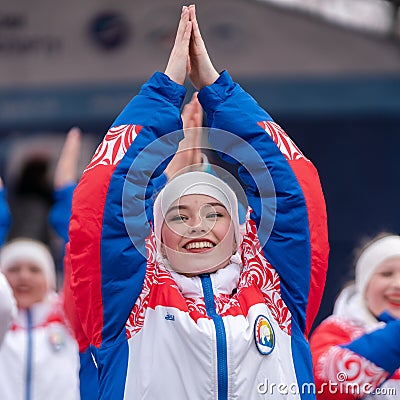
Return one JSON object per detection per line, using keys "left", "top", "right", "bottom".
{"left": 125, "top": 233, "right": 183, "bottom": 338}
{"left": 126, "top": 233, "right": 161, "bottom": 338}
{"left": 315, "top": 346, "right": 389, "bottom": 391}
{"left": 240, "top": 217, "right": 292, "bottom": 335}
{"left": 258, "top": 121, "right": 306, "bottom": 161}
{"left": 85, "top": 124, "right": 142, "bottom": 172}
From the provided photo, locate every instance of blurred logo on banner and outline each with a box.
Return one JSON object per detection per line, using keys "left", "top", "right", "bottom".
{"left": 89, "top": 11, "right": 130, "bottom": 51}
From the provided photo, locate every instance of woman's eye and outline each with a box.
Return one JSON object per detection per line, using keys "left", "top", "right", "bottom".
{"left": 206, "top": 212, "right": 223, "bottom": 219}
{"left": 379, "top": 271, "right": 393, "bottom": 278}
{"left": 169, "top": 214, "right": 187, "bottom": 222}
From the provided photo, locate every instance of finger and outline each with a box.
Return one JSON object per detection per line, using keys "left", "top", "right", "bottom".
{"left": 181, "top": 134, "right": 196, "bottom": 168}
{"left": 164, "top": 17, "right": 191, "bottom": 85}
{"left": 189, "top": 4, "right": 196, "bottom": 24}
{"left": 182, "top": 20, "right": 192, "bottom": 47}
{"left": 187, "top": 93, "right": 203, "bottom": 165}
{"left": 191, "top": 92, "right": 201, "bottom": 110}
{"left": 178, "top": 133, "right": 195, "bottom": 166}
{"left": 62, "top": 127, "right": 82, "bottom": 157}
{"left": 175, "top": 6, "right": 190, "bottom": 45}
{"left": 191, "top": 91, "right": 199, "bottom": 102}
{"left": 191, "top": 126, "right": 202, "bottom": 165}
{"left": 189, "top": 4, "right": 203, "bottom": 46}
{"left": 187, "top": 93, "right": 202, "bottom": 128}
{"left": 181, "top": 102, "right": 194, "bottom": 130}
{"left": 54, "top": 127, "right": 82, "bottom": 189}
{"left": 192, "top": 124, "right": 203, "bottom": 165}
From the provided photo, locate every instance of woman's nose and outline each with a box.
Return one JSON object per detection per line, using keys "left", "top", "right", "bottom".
{"left": 392, "top": 272, "right": 400, "bottom": 288}
{"left": 16, "top": 268, "right": 30, "bottom": 281}
{"left": 188, "top": 216, "right": 208, "bottom": 233}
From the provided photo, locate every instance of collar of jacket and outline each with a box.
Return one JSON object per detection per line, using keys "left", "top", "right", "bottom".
{"left": 169, "top": 262, "right": 241, "bottom": 298}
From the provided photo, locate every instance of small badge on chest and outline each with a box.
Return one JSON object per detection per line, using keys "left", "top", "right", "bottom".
{"left": 254, "top": 315, "right": 275, "bottom": 355}
{"left": 48, "top": 326, "right": 66, "bottom": 352}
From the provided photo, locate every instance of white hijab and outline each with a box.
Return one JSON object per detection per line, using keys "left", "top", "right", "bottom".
{"left": 153, "top": 171, "right": 241, "bottom": 275}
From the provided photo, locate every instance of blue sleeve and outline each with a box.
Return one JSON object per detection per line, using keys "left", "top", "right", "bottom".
{"left": 0, "top": 189, "right": 11, "bottom": 246}
{"left": 341, "top": 320, "right": 400, "bottom": 374}
{"left": 49, "top": 183, "right": 76, "bottom": 243}
{"left": 70, "top": 72, "right": 186, "bottom": 348}
{"left": 79, "top": 348, "right": 99, "bottom": 400}
{"left": 198, "top": 71, "right": 328, "bottom": 331}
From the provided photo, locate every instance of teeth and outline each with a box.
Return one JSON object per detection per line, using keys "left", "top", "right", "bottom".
{"left": 388, "top": 298, "right": 400, "bottom": 303}
{"left": 185, "top": 241, "right": 213, "bottom": 250}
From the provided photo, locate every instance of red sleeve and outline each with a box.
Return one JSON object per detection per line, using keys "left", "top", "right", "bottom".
{"left": 310, "top": 317, "right": 389, "bottom": 400}
{"left": 288, "top": 158, "right": 329, "bottom": 336}
{"left": 257, "top": 120, "right": 329, "bottom": 335}
{"left": 63, "top": 243, "right": 90, "bottom": 353}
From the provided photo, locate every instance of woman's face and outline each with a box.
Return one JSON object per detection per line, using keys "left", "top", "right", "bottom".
{"left": 161, "top": 194, "right": 236, "bottom": 275}
{"left": 4, "top": 261, "right": 48, "bottom": 309}
{"left": 365, "top": 256, "right": 400, "bottom": 319}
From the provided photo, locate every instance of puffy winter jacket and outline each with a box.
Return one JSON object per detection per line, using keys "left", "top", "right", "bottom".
{"left": 69, "top": 70, "right": 329, "bottom": 399}
{"left": 0, "top": 294, "right": 80, "bottom": 400}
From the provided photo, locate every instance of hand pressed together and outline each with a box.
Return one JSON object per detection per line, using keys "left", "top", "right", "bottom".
{"left": 165, "top": 5, "right": 219, "bottom": 89}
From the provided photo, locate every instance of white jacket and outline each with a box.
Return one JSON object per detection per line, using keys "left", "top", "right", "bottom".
{"left": 0, "top": 293, "right": 80, "bottom": 400}
{"left": 69, "top": 71, "right": 329, "bottom": 399}
{"left": 0, "top": 272, "right": 16, "bottom": 346}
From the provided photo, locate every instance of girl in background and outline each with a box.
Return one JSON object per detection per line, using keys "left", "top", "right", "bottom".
{"left": 0, "top": 131, "right": 82, "bottom": 400}
{"left": 310, "top": 233, "right": 400, "bottom": 399}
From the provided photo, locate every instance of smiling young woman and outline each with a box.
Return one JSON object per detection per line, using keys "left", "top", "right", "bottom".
{"left": 0, "top": 238, "right": 80, "bottom": 400}
{"left": 365, "top": 256, "right": 400, "bottom": 319}
{"left": 69, "top": 5, "right": 329, "bottom": 400}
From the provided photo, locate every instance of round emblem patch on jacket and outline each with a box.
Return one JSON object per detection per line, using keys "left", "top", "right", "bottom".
{"left": 254, "top": 315, "right": 275, "bottom": 355}
{"left": 48, "top": 326, "right": 66, "bottom": 352}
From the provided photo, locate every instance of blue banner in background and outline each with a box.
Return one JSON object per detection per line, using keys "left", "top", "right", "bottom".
{"left": 0, "top": 75, "right": 399, "bottom": 133}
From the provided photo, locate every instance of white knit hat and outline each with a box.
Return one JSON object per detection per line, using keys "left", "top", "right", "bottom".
{"left": 355, "top": 235, "right": 400, "bottom": 295}
{"left": 0, "top": 238, "right": 56, "bottom": 290}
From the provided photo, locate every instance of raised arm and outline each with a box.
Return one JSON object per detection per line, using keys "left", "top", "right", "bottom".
{"left": 189, "top": 5, "right": 328, "bottom": 334}
{"left": 69, "top": 7, "right": 191, "bottom": 349}
{"left": 49, "top": 127, "right": 82, "bottom": 243}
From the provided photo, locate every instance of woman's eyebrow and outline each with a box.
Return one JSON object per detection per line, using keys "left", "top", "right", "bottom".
{"left": 166, "top": 202, "right": 226, "bottom": 214}
{"left": 166, "top": 204, "right": 189, "bottom": 215}
{"left": 205, "top": 202, "right": 226, "bottom": 209}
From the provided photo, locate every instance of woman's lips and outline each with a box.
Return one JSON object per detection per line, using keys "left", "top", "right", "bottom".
{"left": 385, "top": 294, "right": 400, "bottom": 307}
{"left": 184, "top": 240, "right": 215, "bottom": 253}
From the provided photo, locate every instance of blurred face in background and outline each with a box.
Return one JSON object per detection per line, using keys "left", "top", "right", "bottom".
{"left": 365, "top": 256, "right": 400, "bottom": 319}
{"left": 4, "top": 260, "right": 48, "bottom": 309}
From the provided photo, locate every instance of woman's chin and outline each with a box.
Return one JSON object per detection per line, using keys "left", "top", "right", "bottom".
{"left": 169, "top": 254, "right": 231, "bottom": 276}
